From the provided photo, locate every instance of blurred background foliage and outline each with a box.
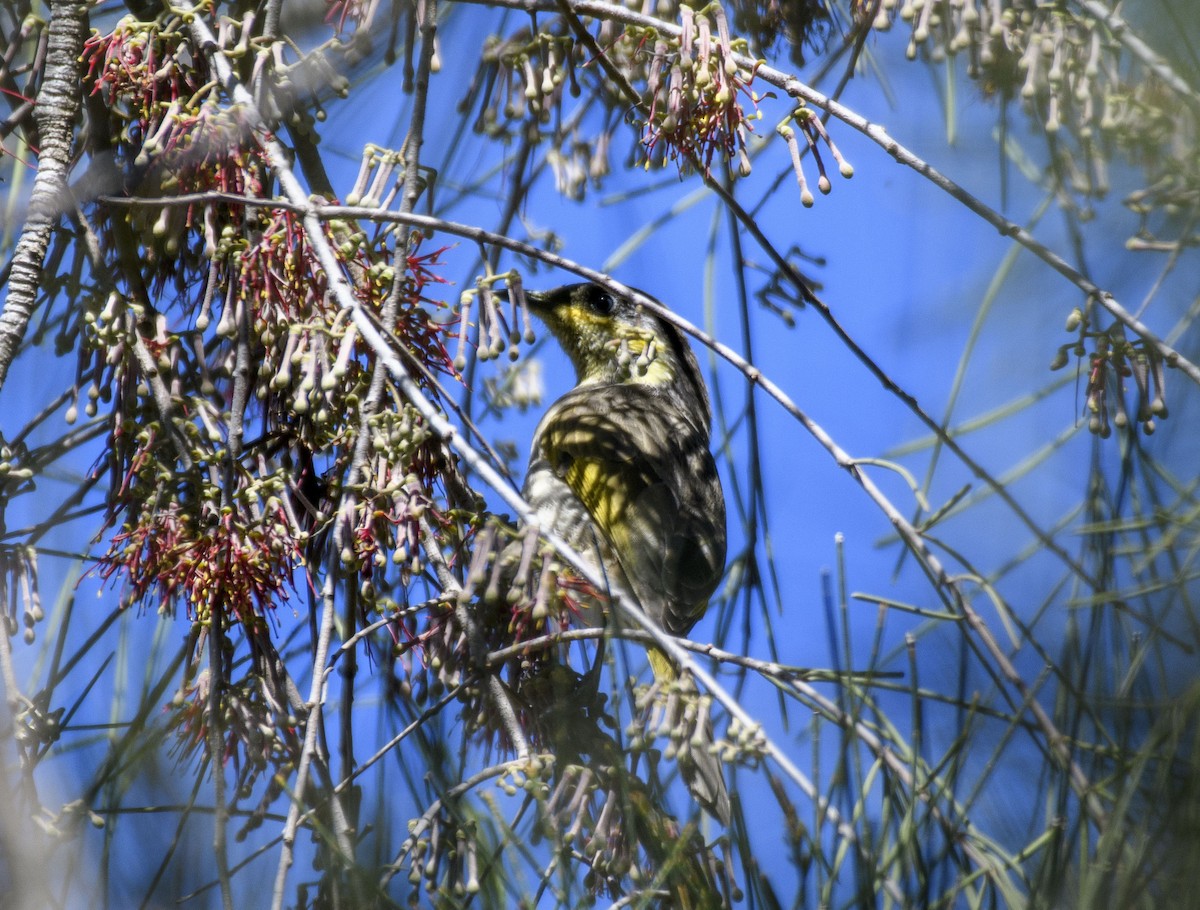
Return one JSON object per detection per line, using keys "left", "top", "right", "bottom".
{"left": 1, "top": 0, "right": 1198, "bottom": 907}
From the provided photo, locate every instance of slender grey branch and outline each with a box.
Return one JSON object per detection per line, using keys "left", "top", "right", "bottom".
{"left": 417, "top": 515, "right": 532, "bottom": 758}
{"left": 95, "top": 189, "right": 1109, "bottom": 834}
{"left": 328, "top": 0, "right": 436, "bottom": 823}
{"left": 485, "top": 625, "right": 894, "bottom": 681}
{"left": 0, "top": 0, "right": 87, "bottom": 393}
{"left": 270, "top": 572, "right": 341, "bottom": 910}
{"left": 153, "top": 24, "right": 907, "bottom": 889}
{"left": 1071, "top": 0, "right": 1200, "bottom": 109}
{"left": 379, "top": 756, "right": 529, "bottom": 886}
{"left": 170, "top": 9, "right": 357, "bottom": 907}
{"left": 455, "top": 0, "right": 1200, "bottom": 388}
{"left": 206, "top": 620, "right": 234, "bottom": 910}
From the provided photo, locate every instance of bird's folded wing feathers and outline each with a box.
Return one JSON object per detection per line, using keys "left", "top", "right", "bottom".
{"left": 536, "top": 386, "right": 725, "bottom": 635}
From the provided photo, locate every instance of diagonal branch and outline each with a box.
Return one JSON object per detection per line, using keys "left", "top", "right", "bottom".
{"left": 462, "top": 0, "right": 1200, "bottom": 388}
{"left": 94, "top": 188, "right": 1112, "bottom": 836}
{"left": 1071, "top": 0, "right": 1200, "bottom": 110}
{"left": 168, "top": 11, "right": 912, "bottom": 894}
{"left": 0, "top": 0, "right": 87, "bottom": 393}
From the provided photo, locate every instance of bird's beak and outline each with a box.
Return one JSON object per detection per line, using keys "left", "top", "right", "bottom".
{"left": 521, "top": 288, "right": 559, "bottom": 314}
{"left": 499, "top": 285, "right": 574, "bottom": 318}
{"left": 494, "top": 287, "right": 543, "bottom": 306}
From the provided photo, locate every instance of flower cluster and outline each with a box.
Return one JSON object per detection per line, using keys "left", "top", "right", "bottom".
{"left": 395, "top": 747, "right": 734, "bottom": 906}
{"left": 524, "top": 763, "right": 726, "bottom": 903}
{"left": 464, "top": 9, "right": 766, "bottom": 195}
{"left": 350, "top": 410, "right": 436, "bottom": 591}
{"left": 100, "top": 489, "right": 302, "bottom": 623}
{"left": 88, "top": 227, "right": 455, "bottom": 614}
{"left": 84, "top": 18, "right": 262, "bottom": 277}
{"left": 468, "top": 29, "right": 581, "bottom": 139}
{"left": 730, "top": 0, "right": 836, "bottom": 67}
{"left": 1051, "top": 306, "right": 1170, "bottom": 437}
{"left": 777, "top": 104, "right": 854, "bottom": 206}
{"left": 1117, "top": 87, "right": 1199, "bottom": 253}
{"left": 395, "top": 800, "right": 489, "bottom": 899}
{"left": 461, "top": 26, "right": 610, "bottom": 200}
{"left": 639, "top": 5, "right": 762, "bottom": 176}
{"left": 167, "top": 666, "right": 303, "bottom": 807}
{"left": 453, "top": 271, "right": 537, "bottom": 371}
{"left": 83, "top": 18, "right": 203, "bottom": 132}
{"left": 876, "top": 0, "right": 1198, "bottom": 244}
{"left": 79, "top": 16, "right": 460, "bottom": 775}
{"left": 0, "top": 542, "right": 42, "bottom": 647}
{"left": 466, "top": 7, "right": 859, "bottom": 204}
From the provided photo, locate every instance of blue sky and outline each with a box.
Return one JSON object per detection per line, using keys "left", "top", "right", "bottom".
{"left": 5, "top": 6, "right": 1199, "bottom": 905}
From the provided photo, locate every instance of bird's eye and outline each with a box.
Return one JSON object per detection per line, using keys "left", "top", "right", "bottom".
{"left": 590, "top": 289, "right": 616, "bottom": 315}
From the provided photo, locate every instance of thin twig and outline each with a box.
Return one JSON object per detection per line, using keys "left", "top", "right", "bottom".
{"left": 418, "top": 515, "right": 531, "bottom": 758}
{"left": 458, "top": 0, "right": 1200, "bottom": 388}
{"left": 96, "top": 189, "right": 1109, "bottom": 834}
{"left": 0, "top": 0, "right": 87, "bottom": 392}
{"left": 379, "top": 757, "right": 530, "bottom": 886}
{"left": 1071, "top": 0, "right": 1200, "bottom": 109}
{"left": 206, "top": 612, "right": 234, "bottom": 910}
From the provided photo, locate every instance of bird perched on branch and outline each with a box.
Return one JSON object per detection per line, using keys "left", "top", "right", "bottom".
{"left": 520, "top": 281, "right": 730, "bottom": 825}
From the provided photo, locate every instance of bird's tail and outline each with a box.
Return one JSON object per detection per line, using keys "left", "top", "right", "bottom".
{"left": 647, "top": 647, "right": 731, "bottom": 826}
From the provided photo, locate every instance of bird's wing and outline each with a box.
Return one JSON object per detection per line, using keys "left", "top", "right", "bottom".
{"left": 534, "top": 386, "right": 726, "bottom": 635}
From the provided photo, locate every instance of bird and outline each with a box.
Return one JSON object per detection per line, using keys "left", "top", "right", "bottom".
{"left": 519, "top": 281, "right": 730, "bottom": 825}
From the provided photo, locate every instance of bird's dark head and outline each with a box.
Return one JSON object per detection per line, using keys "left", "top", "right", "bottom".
{"left": 524, "top": 282, "right": 710, "bottom": 425}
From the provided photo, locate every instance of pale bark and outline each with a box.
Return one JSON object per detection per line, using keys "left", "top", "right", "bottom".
{"left": 0, "top": 0, "right": 87, "bottom": 393}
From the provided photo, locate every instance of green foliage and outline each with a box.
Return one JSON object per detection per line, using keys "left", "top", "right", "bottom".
{"left": 1, "top": 1, "right": 1198, "bottom": 908}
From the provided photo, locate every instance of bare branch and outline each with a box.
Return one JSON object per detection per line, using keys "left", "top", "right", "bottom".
{"left": 0, "top": 0, "right": 86, "bottom": 392}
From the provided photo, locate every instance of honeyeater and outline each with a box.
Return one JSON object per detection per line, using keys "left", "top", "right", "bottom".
{"left": 521, "top": 282, "right": 730, "bottom": 824}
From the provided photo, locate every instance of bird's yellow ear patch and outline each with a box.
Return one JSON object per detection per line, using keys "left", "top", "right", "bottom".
{"left": 623, "top": 337, "right": 647, "bottom": 356}
{"left": 537, "top": 299, "right": 678, "bottom": 388}
{"left": 557, "top": 303, "right": 615, "bottom": 346}
{"left": 558, "top": 303, "right": 612, "bottom": 331}
{"left": 615, "top": 331, "right": 676, "bottom": 387}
